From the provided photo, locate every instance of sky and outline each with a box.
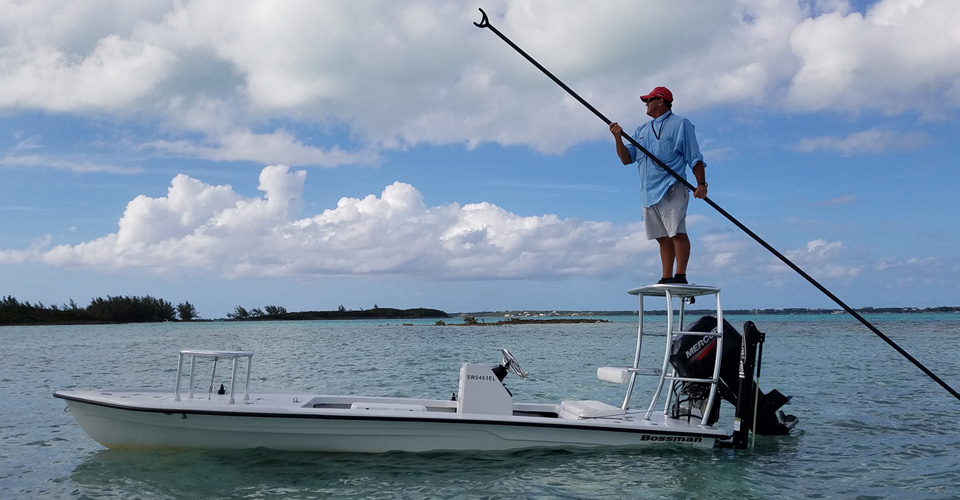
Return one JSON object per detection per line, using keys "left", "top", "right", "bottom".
{"left": 2, "top": 0, "right": 959, "bottom": 318}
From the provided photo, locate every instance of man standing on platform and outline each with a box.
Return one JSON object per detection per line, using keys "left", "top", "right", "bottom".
{"left": 610, "top": 86, "right": 707, "bottom": 284}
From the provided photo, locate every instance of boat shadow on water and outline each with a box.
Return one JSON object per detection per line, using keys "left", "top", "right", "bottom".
{"left": 68, "top": 438, "right": 806, "bottom": 499}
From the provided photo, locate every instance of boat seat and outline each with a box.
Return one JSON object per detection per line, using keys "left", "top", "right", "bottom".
{"left": 559, "top": 400, "right": 625, "bottom": 419}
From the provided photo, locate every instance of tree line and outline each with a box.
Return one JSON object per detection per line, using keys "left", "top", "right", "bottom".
{"left": 225, "top": 303, "right": 448, "bottom": 321}
{"left": 0, "top": 295, "right": 197, "bottom": 325}
{"left": 1, "top": 295, "right": 448, "bottom": 325}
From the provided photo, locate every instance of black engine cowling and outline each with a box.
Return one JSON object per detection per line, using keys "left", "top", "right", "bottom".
{"left": 669, "top": 316, "right": 797, "bottom": 436}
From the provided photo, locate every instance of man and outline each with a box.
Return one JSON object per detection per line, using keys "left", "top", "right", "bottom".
{"left": 610, "top": 86, "right": 707, "bottom": 285}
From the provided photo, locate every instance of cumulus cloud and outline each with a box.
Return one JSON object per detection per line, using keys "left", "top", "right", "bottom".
{"left": 777, "top": 238, "right": 862, "bottom": 279}
{"left": 0, "top": 32, "right": 176, "bottom": 112}
{"left": 31, "top": 166, "right": 653, "bottom": 279}
{"left": 2, "top": 0, "right": 958, "bottom": 163}
{"left": 0, "top": 235, "right": 52, "bottom": 265}
{"left": 787, "top": 0, "right": 960, "bottom": 115}
{"left": 701, "top": 232, "right": 754, "bottom": 273}
{"left": 790, "top": 128, "right": 932, "bottom": 156}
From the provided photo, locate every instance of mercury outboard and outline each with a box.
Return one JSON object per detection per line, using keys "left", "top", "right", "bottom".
{"left": 669, "top": 316, "right": 798, "bottom": 442}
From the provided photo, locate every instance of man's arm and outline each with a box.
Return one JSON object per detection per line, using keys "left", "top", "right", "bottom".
{"left": 692, "top": 161, "right": 707, "bottom": 199}
{"left": 610, "top": 122, "right": 633, "bottom": 165}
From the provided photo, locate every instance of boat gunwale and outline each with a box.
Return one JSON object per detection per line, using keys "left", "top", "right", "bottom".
{"left": 54, "top": 391, "right": 731, "bottom": 439}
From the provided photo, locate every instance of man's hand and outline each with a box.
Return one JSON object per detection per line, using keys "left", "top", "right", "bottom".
{"left": 610, "top": 122, "right": 623, "bottom": 137}
{"left": 693, "top": 184, "right": 708, "bottom": 199}
{"left": 611, "top": 122, "right": 633, "bottom": 165}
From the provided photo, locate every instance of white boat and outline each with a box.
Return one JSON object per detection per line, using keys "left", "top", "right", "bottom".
{"left": 55, "top": 284, "right": 797, "bottom": 453}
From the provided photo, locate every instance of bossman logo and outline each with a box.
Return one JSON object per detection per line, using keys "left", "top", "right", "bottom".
{"left": 640, "top": 435, "right": 703, "bottom": 442}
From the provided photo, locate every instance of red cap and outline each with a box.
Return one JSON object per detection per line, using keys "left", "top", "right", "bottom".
{"left": 640, "top": 86, "right": 673, "bottom": 103}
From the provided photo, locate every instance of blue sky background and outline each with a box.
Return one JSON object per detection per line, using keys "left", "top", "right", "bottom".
{"left": 2, "top": 0, "right": 959, "bottom": 318}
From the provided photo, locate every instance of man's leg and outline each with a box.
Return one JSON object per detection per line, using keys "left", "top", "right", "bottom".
{"left": 673, "top": 232, "right": 690, "bottom": 275}
{"left": 656, "top": 236, "right": 676, "bottom": 279}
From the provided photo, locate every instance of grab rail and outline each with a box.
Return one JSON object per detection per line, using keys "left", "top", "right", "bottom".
{"left": 174, "top": 349, "right": 253, "bottom": 404}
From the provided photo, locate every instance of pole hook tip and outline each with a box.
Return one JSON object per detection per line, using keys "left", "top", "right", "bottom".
{"left": 474, "top": 8, "right": 489, "bottom": 28}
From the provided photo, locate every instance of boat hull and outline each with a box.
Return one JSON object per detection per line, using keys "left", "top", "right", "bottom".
{"left": 56, "top": 391, "right": 727, "bottom": 453}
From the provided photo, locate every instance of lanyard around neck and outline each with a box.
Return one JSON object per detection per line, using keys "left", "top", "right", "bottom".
{"left": 652, "top": 112, "right": 671, "bottom": 140}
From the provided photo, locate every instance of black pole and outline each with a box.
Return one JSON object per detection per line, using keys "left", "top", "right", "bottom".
{"left": 474, "top": 8, "right": 960, "bottom": 401}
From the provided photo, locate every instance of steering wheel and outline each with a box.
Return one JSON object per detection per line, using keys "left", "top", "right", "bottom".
{"left": 501, "top": 348, "right": 528, "bottom": 378}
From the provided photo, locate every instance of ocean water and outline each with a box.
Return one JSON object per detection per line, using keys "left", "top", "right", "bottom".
{"left": 2, "top": 313, "right": 959, "bottom": 499}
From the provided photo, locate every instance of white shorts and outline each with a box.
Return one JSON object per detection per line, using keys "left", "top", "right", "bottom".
{"left": 643, "top": 182, "right": 688, "bottom": 239}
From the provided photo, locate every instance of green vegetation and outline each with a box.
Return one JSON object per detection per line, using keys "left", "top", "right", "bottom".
{"left": 1, "top": 295, "right": 196, "bottom": 325}
{"left": 225, "top": 304, "right": 448, "bottom": 321}
{"left": 0, "top": 294, "right": 449, "bottom": 325}
{"left": 177, "top": 302, "right": 199, "bottom": 321}
{"left": 4, "top": 293, "right": 956, "bottom": 327}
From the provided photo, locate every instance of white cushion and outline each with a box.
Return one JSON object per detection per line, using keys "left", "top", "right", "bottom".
{"left": 597, "top": 366, "right": 630, "bottom": 384}
{"left": 560, "top": 400, "right": 625, "bottom": 419}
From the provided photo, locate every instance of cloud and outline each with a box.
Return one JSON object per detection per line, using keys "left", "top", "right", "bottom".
{"left": 0, "top": 235, "right": 52, "bottom": 265}
{"left": 0, "top": 32, "right": 176, "bottom": 112}
{"left": 787, "top": 0, "right": 960, "bottom": 115}
{"left": 30, "top": 166, "right": 654, "bottom": 279}
{"left": 144, "top": 129, "right": 379, "bottom": 168}
{"left": 2, "top": 0, "right": 958, "bottom": 163}
{"left": 777, "top": 238, "right": 862, "bottom": 280}
{"left": 0, "top": 154, "right": 143, "bottom": 174}
{"left": 871, "top": 256, "right": 951, "bottom": 289}
{"left": 873, "top": 255, "right": 937, "bottom": 272}
{"left": 701, "top": 231, "right": 754, "bottom": 273}
{"left": 790, "top": 128, "right": 932, "bottom": 156}
{"left": 815, "top": 194, "right": 858, "bottom": 207}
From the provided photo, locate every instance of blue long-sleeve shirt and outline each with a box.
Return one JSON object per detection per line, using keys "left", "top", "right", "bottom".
{"left": 625, "top": 111, "right": 704, "bottom": 207}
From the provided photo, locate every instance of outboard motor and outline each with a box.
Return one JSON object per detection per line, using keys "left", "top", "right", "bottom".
{"left": 669, "top": 316, "right": 798, "bottom": 438}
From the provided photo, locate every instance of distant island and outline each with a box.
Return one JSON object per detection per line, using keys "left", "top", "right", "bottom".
{"left": 451, "top": 317, "right": 610, "bottom": 326}
{"left": 0, "top": 295, "right": 447, "bottom": 326}
{"left": 458, "top": 306, "right": 960, "bottom": 318}
{"left": 230, "top": 307, "right": 449, "bottom": 322}
{"left": 2, "top": 294, "right": 957, "bottom": 326}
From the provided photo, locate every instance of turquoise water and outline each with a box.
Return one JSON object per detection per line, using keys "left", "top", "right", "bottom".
{"left": 2, "top": 314, "right": 959, "bottom": 499}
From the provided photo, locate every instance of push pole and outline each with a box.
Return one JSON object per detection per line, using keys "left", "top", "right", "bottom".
{"left": 474, "top": 8, "right": 959, "bottom": 401}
